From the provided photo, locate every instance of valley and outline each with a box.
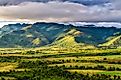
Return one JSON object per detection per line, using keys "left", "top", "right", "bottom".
{"left": 0, "top": 22, "right": 121, "bottom": 80}
{"left": 0, "top": 0, "right": 121, "bottom": 79}
{"left": 0, "top": 47, "right": 121, "bottom": 80}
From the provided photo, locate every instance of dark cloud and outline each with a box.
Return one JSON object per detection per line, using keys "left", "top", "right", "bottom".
{"left": 0, "top": 0, "right": 109, "bottom": 6}
{"left": 69, "top": 0, "right": 109, "bottom": 6}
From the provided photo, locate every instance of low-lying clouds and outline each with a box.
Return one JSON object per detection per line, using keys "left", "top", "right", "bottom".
{"left": 0, "top": 0, "right": 121, "bottom": 22}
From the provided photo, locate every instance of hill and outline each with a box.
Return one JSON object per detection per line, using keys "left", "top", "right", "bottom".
{"left": 99, "top": 35, "right": 121, "bottom": 48}
{"left": 0, "top": 22, "right": 121, "bottom": 48}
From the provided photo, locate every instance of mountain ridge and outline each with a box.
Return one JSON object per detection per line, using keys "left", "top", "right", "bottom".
{"left": 0, "top": 22, "right": 121, "bottom": 48}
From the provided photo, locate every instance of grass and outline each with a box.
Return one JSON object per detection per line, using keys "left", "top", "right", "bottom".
{"left": 52, "top": 35, "right": 95, "bottom": 49}
{"left": 68, "top": 69, "right": 121, "bottom": 76}
{"left": 0, "top": 62, "right": 29, "bottom": 72}
{"left": 43, "top": 57, "right": 77, "bottom": 61}
{"left": 41, "top": 77, "right": 67, "bottom": 80}
{"left": 52, "top": 35, "right": 82, "bottom": 48}
{"left": 99, "top": 35, "right": 121, "bottom": 47}
{"left": 0, "top": 76, "right": 16, "bottom": 80}
{"left": 97, "top": 71, "right": 121, "bottom": 76}
{"left": 33, "top": 55, "right": 121, "bottom": 61}
{"left": 67, "top": 69, "right": 104, "bottom": 74}
{"left": 0, "top": 48, "right": 121, "bottom": 79}
{"left": 32, "top": 38, "right": 41, "bottom": 45}
{"left": 49, "top": 62, "right": 121, "bottom": 68}
{"left": 0, "top": 62, "right": 17, "bottom": 72}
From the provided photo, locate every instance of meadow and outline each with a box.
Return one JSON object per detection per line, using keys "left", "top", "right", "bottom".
{"left": 0, "top": 47, "right": 121, "bottom": 80}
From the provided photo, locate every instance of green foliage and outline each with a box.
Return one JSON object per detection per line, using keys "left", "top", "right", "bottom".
{"left": 32, "top": 38, "right": 41, "bottom": 45}
{"left": 99, "top": 35, "right": 121, "bottom": 47}
{"left": 0, "top": 23, "right": 121, "bottom": 48}
{"left": 0, "top": 48, "right": 121, "bottom": 80}
{"left": 1, "top": 23, "right": 121, "bottom": 79}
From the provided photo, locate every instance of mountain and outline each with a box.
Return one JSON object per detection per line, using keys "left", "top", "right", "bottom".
{"left": 0, "top": 22, "right": 121, "bottom": 48}
{"left": 0, "top": 23, "right": 30, "bottom": 37}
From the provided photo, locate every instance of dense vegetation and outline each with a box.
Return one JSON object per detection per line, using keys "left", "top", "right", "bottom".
{"left": 0, "top": 47, "right": 121, "bottom": 80}
{"left": 0, "top": 23, "right": 121, "bottom": 80}
{"left": 0, "top": 22, "right": 121, "bottom": 48}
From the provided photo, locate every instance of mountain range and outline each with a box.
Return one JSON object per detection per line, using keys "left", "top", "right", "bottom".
{"left": 0, "top": 22, "right": 121, "bottom": 48}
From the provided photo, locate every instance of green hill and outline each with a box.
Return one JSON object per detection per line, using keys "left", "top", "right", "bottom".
{"left": 51, "top": 29, "right": 95, "bottom": 49}
{"left": 0, "top": 22, "right": 121, "bottom": 48}
{"left": 99, "top": 35, "right": 121, "bottom": 48}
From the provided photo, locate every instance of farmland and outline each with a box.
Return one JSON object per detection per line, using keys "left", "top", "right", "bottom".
{"left": 0, "top": 47, "right": 121, "bottom": 80}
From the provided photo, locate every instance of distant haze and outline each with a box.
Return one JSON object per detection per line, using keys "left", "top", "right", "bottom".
{"left": 0, "top": 21, "right": 35, "bottom": 28}
{"left": 0, "top": 21, "right": 121, "bottom": 28}
{"left": 65, "top": 22, "right": 121, "bottom": 28}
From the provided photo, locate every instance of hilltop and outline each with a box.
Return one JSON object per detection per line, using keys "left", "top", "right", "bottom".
{"left": 0, "top": 22, "right": 121, "bottom": 48}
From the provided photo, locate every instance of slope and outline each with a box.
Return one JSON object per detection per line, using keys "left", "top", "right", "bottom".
{"left": 0, "top": 22, "right": 121, "bottom": 48}
{"left": 99, "top": 35, "right": 121, "bottom": 48}
{"left": 51, "top": 29, "right": 95, "bottom": 49}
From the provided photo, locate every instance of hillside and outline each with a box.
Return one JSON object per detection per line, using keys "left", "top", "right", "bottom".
{"left": 51, "top": 29, "right": 95, "bottom": 49}
{"left": 0, "top": 22, "right": 121, "bottom": 48}
{"left": 99, "top": 35, "right": 121, "bottom": 48}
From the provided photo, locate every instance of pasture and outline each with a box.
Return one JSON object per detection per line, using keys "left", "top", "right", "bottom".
{"left": 0, "top": 48, "right": 121, "bottom": 80}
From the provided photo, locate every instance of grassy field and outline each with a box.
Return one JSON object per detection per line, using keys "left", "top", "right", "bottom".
{"left": 0, "top": 48, "right": 121, "bottom": 80}
{"left": 67, "top": 70, "right": 104, "bottom": 74}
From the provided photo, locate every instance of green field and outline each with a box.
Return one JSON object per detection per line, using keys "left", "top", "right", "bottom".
{"left": 0, "top": 48, "right": 121, "bottom": 80}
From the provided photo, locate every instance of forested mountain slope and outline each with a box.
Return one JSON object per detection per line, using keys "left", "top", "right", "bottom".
{"left": 0, "top": 22, "right": 121, "bottom": 48}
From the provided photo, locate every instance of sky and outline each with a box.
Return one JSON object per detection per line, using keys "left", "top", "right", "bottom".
{"left": 0, "top": 0, "right": 121, "bottom": 22}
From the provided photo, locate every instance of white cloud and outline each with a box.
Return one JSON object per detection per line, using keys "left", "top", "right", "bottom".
{"left": 66, "top": 22, "right": 121, "bottom": 28}
{"left": 0, "top": 1, "right": 121, "bottom": 22}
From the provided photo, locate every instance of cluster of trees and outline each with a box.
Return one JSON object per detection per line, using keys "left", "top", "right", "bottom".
{"left": 0, "top": 56, "right": 18, "bottom": 62}
{"left": 42, "top": 58, "right": 121, "bottom": 67}
{"left": 40, "top": 51, "right": 121, "bottom": 58}
{"left": 17, "top": 58, "right": 121, "bottom": 72}
{"left": 1, "top": 49, "right": 121, "bottom": 80}
{"left": 0, "top": 62, "right": 121, "bottom": 80}
{"left": 52, "top": 65, "right": 121, "bottom": 71}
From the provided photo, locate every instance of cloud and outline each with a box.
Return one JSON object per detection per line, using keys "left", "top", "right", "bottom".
{"left": 0, "top": 0, "right": 109, "bottom": 6}
{"left": 0, "top": 2, "right": 92, "bottom": 22}
{"left": 0, "top": 0, "right": 50, "bottom": 6}
{"left": 109, "top": 0, "right": 121, "bottom": 10}
{"left": 69, "top": 0, "right": 109, "bottom": 6}
{"left": 0, "top": 1, "right": 121, "bottom": 22}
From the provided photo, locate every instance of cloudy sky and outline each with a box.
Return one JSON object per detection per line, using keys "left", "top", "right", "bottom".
{"left": 0, "top": 0, "right": 121, "bottom": 22}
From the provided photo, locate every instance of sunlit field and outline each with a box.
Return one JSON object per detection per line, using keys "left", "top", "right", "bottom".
{"left": 0, "top": 47, "right": 121, "bottom": 80}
